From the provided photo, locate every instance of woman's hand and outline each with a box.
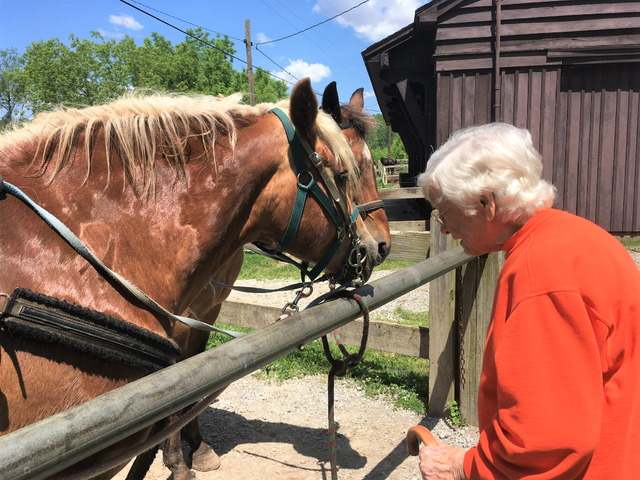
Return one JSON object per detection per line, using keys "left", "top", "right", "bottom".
{"left": 418, "top": 441, "right": 467, "bottom": 480}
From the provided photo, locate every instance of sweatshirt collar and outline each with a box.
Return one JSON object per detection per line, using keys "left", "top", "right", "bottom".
{"left": 501, "top": 208, "right": 562, "bottom": 255}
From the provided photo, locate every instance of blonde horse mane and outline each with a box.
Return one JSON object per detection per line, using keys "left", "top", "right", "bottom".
{"left": 0, "top": 90, "right": 360, "bottom": 198}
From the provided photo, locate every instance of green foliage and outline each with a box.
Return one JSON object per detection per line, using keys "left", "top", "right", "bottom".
{"left": 367, "top": 113, "right": 407, "bottom": 162}
{"left": 0, "top": 48, "right": 27, "bottom": 128}
{"left": 237, "top": 66, "right": 289, "bottom": 104}
{"left": 4, "top": 30, "right": 289, "bottom": 119}
{"left": 207, "top": 327, "right": 430, "bottom": 414}
{"left": 446, "top": 400, "right": 467, "bottom": 427}
{"left": 22, "top": 32, "right": 133, "bottom": 114}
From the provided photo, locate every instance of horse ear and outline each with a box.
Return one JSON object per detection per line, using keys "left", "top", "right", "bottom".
{"left": 349, "top": 88, "right": 365, "bottom": 112}
{"left": 321, "top": 81, "right": 342, "bottom": 123}
{"left": 290, "top": 78, "right": 318, "bottom": 138}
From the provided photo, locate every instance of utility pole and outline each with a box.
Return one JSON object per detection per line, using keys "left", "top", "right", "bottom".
{"left": 244, "top": 19, "right": 255, "bottom": 106}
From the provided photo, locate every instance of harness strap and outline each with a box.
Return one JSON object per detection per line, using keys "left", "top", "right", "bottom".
{"left": 259, "top": 108, "right": 359, "bottom": 282}
{"left": 0, "top": 177, "right": 243, "bottom": 338}
{"left": 357, "top": 200, "right": 385, "bottom": 214}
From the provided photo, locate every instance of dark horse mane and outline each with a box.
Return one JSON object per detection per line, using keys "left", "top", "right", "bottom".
{"left": 340, "top": 103, "right": 378, "bottom": 137}
{"left": 0, "top": 91, "right": 360, "bottom": 197}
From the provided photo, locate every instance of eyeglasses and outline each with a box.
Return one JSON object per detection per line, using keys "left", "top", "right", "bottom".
{"left": 432, "top": 209, "right": 444, "bottom": 226}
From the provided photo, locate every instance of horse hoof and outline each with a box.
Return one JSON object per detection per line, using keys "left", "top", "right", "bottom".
{"left": 191, "top": 443, "right": 221, "bottom": 472}
{"left": 171, "top": 468, "right": 196, "bottom": 480}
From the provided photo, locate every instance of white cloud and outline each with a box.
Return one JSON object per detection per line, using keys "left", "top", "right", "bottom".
{"left": 98, "top": 28, "right": 126, "bottom": 40}
{"left": 256, "top": 32, "right": 272, "bottom": 45}
{"left": 272, "top": 59, "right": 331, "bottom": 85}
{"left": 363, "top": 90, "right": 376, "bottom": 99}
{"left": 109, "top": 14, "right": 144, "bottom": 31}
{"left": 313, "top": 0, "right": 423, "bottom": 43}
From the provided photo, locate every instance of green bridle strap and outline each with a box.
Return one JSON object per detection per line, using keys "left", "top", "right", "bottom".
{"left": 257, "top": 108, "right": 358, "bottom": 282}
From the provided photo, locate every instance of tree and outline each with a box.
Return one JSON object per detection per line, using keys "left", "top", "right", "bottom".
{"left": 237, "top": 66, "right": 289, "bottom": 104}
{"left": 0, "top": 48, "right": 27, "bottom": 128}
{"left": 11, "top": 30, "right": 290, "bottom": 119}
{"left": 367, "top": 113, "right": 407, "bottom": 161}
{"left": 21, "top": 32, "right": 132, "bottom": 114}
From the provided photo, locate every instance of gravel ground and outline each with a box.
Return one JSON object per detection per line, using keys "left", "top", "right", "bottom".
{"left": 225, "top": 268, "right": 430, "bottom": 323}
{"left": 114, "top": 374, "right": 478, "bottom": 480}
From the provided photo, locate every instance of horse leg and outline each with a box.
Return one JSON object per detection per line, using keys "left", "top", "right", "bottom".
{"left": 164, "top": 248, "right": 243, "bottom": 476}
{"left": 162, "top": 411, "right": 195, "bottom": 480}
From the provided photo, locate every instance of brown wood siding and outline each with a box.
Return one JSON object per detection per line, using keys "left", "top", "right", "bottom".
{"left": 436, "top": 71, "right": 493, "bottom": 146}
{"left": 432, "top": 0, "right": 640, "bottom": 71}
{"left": 437, "top": 64, "right": 640, "bottom": 233}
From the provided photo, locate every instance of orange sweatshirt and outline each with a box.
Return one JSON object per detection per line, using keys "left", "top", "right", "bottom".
{"left": 464, "top": 209, "right": 640, "bottom": 479}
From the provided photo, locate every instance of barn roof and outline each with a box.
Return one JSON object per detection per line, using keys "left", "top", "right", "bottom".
{"left": 363, "top": 0, "right": 640, "bottom": 167}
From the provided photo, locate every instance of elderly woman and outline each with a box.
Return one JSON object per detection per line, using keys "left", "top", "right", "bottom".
{"left": 417, "top": 123, "right": 640, "bottom": 479}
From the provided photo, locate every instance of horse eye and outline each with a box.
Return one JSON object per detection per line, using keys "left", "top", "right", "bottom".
{"left": 337, "top": 169, "right": 349, "bottom": 182}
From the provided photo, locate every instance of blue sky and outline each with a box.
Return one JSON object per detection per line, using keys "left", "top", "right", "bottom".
{"left": 1, "top": 0, "right": 428, "bottom": 114}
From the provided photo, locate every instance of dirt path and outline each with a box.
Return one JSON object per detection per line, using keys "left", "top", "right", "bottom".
{"left": 113, "top": 375, "right": 478, "bottom": 480}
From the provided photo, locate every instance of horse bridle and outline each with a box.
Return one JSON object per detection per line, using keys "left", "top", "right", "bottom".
{"left": 336, "top": 120, "right": 385, "bottom": 217}
{"left": 253, "top": 108, "right": 369, "bottom": 287}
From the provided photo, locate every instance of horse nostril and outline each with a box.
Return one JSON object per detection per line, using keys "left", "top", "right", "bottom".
{"left": 378, "top": 241, "right": 390, "bottom": 259}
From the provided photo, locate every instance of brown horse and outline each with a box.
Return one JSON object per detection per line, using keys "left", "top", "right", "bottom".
{"left": 0, "top": 78, "right": 386, "bottom": 479}
{"left": 159, "top": 83, "right": 392, "bottom": 480}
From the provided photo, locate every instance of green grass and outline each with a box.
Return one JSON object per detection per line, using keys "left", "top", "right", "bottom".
{"left": 207, "top": 326, "right": 430, "bottom": 414}
{"left": 619, "top": 236, "right": 640, "bottom": 253}
{"left": 237, "top": 252, "right": 301, "bottom": 280}
{"left": 392, "top": 306, "right": 429, "bottom": 327}
{"left": 209, "top": 253, "right": 430, "bottom": 414}
{"left": 239, "top": 252, "right": 418, "bottom": 281}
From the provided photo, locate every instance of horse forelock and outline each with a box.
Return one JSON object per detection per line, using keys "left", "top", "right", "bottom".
{"left": 0, "top": 91, "right": 264, "bottom": 194}
{"left": 340, "top": 104, "right": 377, "bottom": 137}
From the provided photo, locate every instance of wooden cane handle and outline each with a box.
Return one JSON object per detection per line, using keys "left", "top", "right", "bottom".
{"left": 406, "top": 425, "right": 438, "bottom": 456}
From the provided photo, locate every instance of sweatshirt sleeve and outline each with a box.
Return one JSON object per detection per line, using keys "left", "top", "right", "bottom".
{"left": 464, "top": 291, "right": 605, "bottom": 479}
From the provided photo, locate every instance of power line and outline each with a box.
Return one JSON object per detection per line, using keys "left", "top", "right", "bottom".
{"left": 118, "top": 0, "right": 319, "bottom": 95}
{"left": 254, "top": 45, "right": 300, "bottom": 83}
{"left": 255, "top": 0, "right": 369, "bottom": 45}
{"left": 118, "top": 0, "right": 247, "bottom": 65}
{"left": 258, "top": 1, "right": 369, "bottom": 87}
{"left": 318, "top": 0, "right": 368, "bottom": 48}
{"left": 122, "top": 0, "right": 244, "bottom": 42}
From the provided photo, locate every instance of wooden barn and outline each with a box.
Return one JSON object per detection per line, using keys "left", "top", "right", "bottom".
{"left": 363, "top": 0, "right": 640, "bottom": 234}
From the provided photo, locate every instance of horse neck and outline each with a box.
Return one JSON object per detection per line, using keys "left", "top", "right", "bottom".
{"left": 0, "top": 117, "right": 293, "bottom": 332}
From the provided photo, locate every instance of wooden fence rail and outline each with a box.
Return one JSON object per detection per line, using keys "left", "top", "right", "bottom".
{"left": 219, "top": 301, "right": 429, "bottom": 358}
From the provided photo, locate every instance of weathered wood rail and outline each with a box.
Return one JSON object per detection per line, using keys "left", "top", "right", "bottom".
{"left": 378, "top": 187, "right": 431, "bottom": 262}
{"left": 219, "top": 300, "right": 429, "bottom": 358}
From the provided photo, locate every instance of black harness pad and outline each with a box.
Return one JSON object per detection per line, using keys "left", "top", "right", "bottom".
{"left": 1, "top": 288, "right": 181, "bottom": 373}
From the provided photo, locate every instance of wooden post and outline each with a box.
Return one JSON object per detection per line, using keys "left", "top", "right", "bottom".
{"left": 458, "top": 252, "right": 504, "bottom": 426}
{"left": 429, "top": 223, "right": 505, "bottom": 426}
{"left": 428, "top": 219, "right": 458, "bottom": 417}
{"left": 244, "top": 19, "right": 255, "bottom": 106}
